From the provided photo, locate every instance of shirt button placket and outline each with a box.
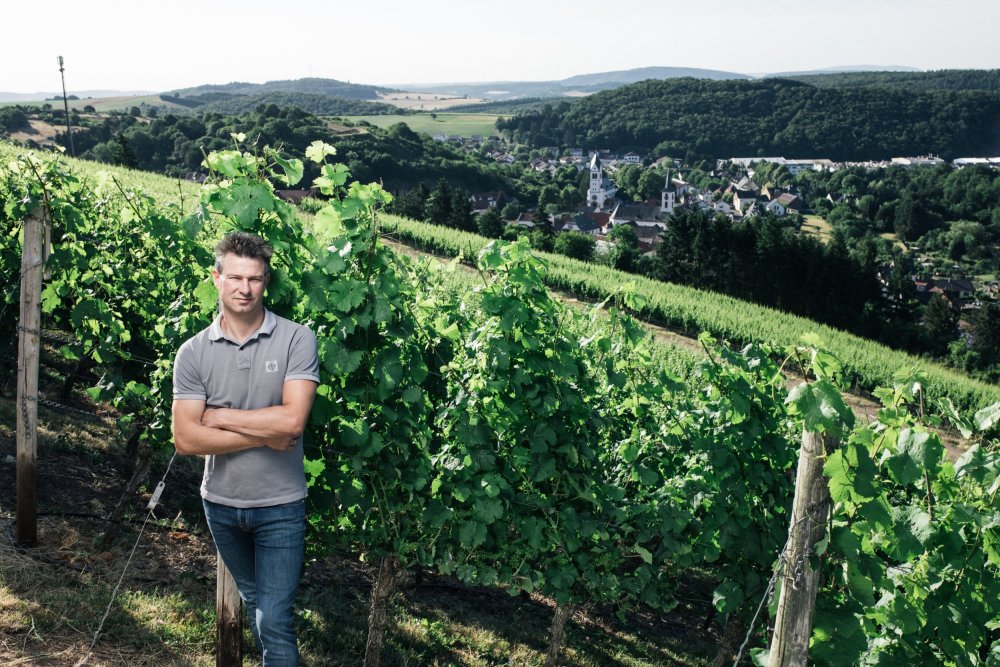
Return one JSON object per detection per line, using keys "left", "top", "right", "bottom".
{"left": 237, "top": 344, "right": 251, "bottom": 371}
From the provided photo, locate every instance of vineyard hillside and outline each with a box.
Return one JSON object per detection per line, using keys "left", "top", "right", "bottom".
{"left": 2, "top": 143, "right": 996, "bottom": 666}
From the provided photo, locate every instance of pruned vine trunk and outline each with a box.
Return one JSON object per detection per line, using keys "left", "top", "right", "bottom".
{"left": 101, "top": 429, "right": 152, "bottom": 545}
{"left": 545, "top": 603, "right": 574, "bottom": 667}
{"left": 59, "top": 356, "right": 95, "bottom": 399}
{"left": 711, "top": 613, "right": 744, "bottom": 667}
{"left": 363, "top": 555, "right": 398, "bottom": 667}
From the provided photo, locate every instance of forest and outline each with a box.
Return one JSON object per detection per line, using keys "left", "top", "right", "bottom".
{"left": 784, "top": 68, "right": 1000, "bottom": 91}
{"left": 497, "top": 78, "right": 1000, "bottom": 161}
{"left": 159, "top": 91, "right": 404, "bottom": 116}
{"left": 37, "top": 105, "right": 506, "bottom": 194}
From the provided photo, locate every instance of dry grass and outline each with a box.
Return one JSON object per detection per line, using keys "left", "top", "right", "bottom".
{"left": 377, "top": 92, "right": 484, "bottom": 111}
{"left": 7, "top": 120, "right": 63, "bottom": 146}
{"left": 799, "top": 214, "right": 832, "bottom": 244}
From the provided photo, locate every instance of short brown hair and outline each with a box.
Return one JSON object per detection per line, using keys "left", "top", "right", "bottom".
{"left": 214, "top": 232, "right": 272, "bottom": 274}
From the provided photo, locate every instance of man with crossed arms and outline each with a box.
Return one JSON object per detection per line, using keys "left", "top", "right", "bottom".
{"left": 172, "top": 232, "right": 318, "bottom": 666}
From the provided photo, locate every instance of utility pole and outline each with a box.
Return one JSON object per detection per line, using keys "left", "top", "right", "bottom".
{"left": 57, "top": 56, "right": 75, "bottom": 157}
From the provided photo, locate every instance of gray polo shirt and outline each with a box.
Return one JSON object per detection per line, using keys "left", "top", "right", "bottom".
{"left": 173, "top": 309, "right": 320, "bottom": 508}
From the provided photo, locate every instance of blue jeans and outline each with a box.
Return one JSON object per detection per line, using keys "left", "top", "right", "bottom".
{"left": 203, "top": 498, "right": 306, "bottom": 667}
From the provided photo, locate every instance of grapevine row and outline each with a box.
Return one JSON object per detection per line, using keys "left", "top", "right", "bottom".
{"left": 1, "top": 140, "right": 996, "bottom": 665}
{"left": 381, "top": 214, "right": 1000, "bottom": 413}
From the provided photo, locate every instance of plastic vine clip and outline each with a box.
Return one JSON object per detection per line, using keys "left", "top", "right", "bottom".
{"left": 146, "top": 481, "right": 166, "bottom": 511}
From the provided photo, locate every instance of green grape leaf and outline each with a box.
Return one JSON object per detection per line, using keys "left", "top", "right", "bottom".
{"left": 223, "top": 183, "right": 277, "bottom": 227}
{"left": 458, "top": 521, "right": 486, "bottom": 549}
{"left": 303, "top": 457, "right": 325, "bottom": 482}
{"left": 843, "top": 561, "right": 875, "bottom": 604}
{"left": 974, "top": 402, "right": 1000, "bottom": 432}
{"left": 473, "top": 498, "right": 504, "bottom": 524}
{"left": 886, "top": 428, "right": 930, "bottom": 486}
{"left": 194, "top": 278, "right": 218, "bottom": 312}
{"left": 203, "top": 150, "right": 244, "bottom": 178}
{"left": 321, "top": 339, "right": 363, "bottom": 376}
{"left": 954, "top": 444, "right": 998, "bottom": 486}
{"left": 892, "top": 505, "right": 934, "bottom": 560}
{"left": 313, "top": 206, "right": 343, "bottom": 237}
{"left": 330, "top": 280, "right": 367, "bottom": 313}
{"left": 303, "top": 269, "right": 330, "bottom": 310}
{"left": 786, "top": 379, "right": 854, "bottom": 434}
{"left": 937, "top": 397, "right": 975, "bottom": 439}
{"left": 712, "top": 580, "right": 745, "bottom": 613}
{"left": 269, "top": 154, "right": 303, "bottom": 186}
{"left": 305, "top": 140, "right": 337, "bottom": 163}
{"left": 825, "top": 442, "right": 878, "bottom": 503}
{"left": 634, "top": 545, "right": 654, "bottom": 565}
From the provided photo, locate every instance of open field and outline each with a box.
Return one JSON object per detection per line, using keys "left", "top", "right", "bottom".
{"left": 879, "top": 231, "right": 907, "bottom": 251}
{"left": 799, "top": 214, "right": 831, "bottom": 243}
{"left": 377, "top": 91, "right": 485, "bottom": 110}
{"left": 6, "top": 119, "right": 64, "bottom": 145}
{"left": 0, "top": 94, "right": 186, "bottom": 112}
{"left": 339, "top": 112, "right": 504, "bottom": 137}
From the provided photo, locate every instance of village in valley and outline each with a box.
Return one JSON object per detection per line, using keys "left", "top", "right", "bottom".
{"left": 440, "top": 134, "right": 1000, "bottom": 317}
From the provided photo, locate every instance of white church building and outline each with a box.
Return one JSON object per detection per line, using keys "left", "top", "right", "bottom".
{"left": 587, "top": 154, "right": 617, "bottom": 209}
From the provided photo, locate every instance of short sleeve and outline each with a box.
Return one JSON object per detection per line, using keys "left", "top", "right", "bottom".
{"left": 285, "top": 325, "right": 320, "bottom": 384}
{"left": 173, "top": 339, "right": 207, "bottom": 400}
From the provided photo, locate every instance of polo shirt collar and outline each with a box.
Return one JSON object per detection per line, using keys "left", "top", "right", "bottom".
{"left": 209, "top": 309, "right": 277, "bottom": 343}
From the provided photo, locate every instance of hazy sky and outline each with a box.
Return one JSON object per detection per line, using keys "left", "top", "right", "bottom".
{"left": 3, "top": 0, "right": 999, "bottom": 93}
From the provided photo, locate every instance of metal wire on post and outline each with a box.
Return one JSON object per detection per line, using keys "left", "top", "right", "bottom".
{"left": 730, "top": 514, "right": 811, "bottom": 667}
{"left": 73, "top": 451, "right": 177, "bottom": 667}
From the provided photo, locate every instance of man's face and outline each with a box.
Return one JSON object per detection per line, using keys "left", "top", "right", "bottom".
{"left": 212, "top": 253, "right": 268, "bottom": 317}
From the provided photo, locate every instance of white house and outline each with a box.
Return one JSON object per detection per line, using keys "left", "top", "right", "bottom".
{"left": 610, "top": 202, "right": 667, "bottom": 229}
{"left": 891, "top": 155, "right": 946, "bottom": 167}
{"left": 764, "top": 199, "right": 787, "bottom": 216}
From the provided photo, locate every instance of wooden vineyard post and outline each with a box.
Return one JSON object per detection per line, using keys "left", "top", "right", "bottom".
{"left": 363, "top": 555, "right": 398, "bottom": 667}
{"left": 216, "top": 555, "right": 243, "bottom": 667}
{"left": 766, "top": 428, "right": 837, "bottom": 667}
{"left": 16, "top": 208, "right": 46, "bottom": 547}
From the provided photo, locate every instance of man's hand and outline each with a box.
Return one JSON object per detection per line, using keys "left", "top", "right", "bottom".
{"left": 201, "top": 408, "right": 224, "bottom": 429}
{"left": 262, "top": 435, "right": 298, "bottom": 452}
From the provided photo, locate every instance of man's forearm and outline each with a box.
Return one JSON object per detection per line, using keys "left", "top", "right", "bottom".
{"left": 203, "top": 405, "right": 305, "bottom": 440}
{"left": 174, "top": 419, "right": 275, "bottom": 455}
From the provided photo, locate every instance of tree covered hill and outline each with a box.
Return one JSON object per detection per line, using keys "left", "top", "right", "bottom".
{"left": 409, "top": 66, "right": 750, "bottom": 100}
{"left": 498, "top": 78, "right": 1000, "bottom": 161}
{"left": 57, "top": 105, "right": 504, "bottom": 194}
{"left": 167, "top": 76, "right": 391, "bottom": 100}
{"left": 782, "top": 69, "right": 1000, "bottom": 91}
{"left": 559, "top": 66, "right": 751, "bottom": 87}
{"left": 159, "top": 91, "right": 404, "bottom": 116}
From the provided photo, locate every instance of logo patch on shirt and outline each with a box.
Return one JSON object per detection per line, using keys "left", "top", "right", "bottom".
{"left": 265, "top": 360, "right": 279, "bottom": 372}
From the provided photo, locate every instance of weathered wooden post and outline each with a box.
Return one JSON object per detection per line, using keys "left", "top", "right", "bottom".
{"left": 363, "top": 555, "right": 398, "bottom": 667}
{"left": 16, "top": 208, "right": 46, "bottom": 547}
{"left": 216, "top": 555, "right": 243, "bottom": 667}
{"left": 766, "top": 428, "right": 836, "bottom": 667}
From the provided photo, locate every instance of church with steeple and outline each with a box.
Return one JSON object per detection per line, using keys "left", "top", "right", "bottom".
{"left": 587, "top": 154, "right": 616, "bottom": 209}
